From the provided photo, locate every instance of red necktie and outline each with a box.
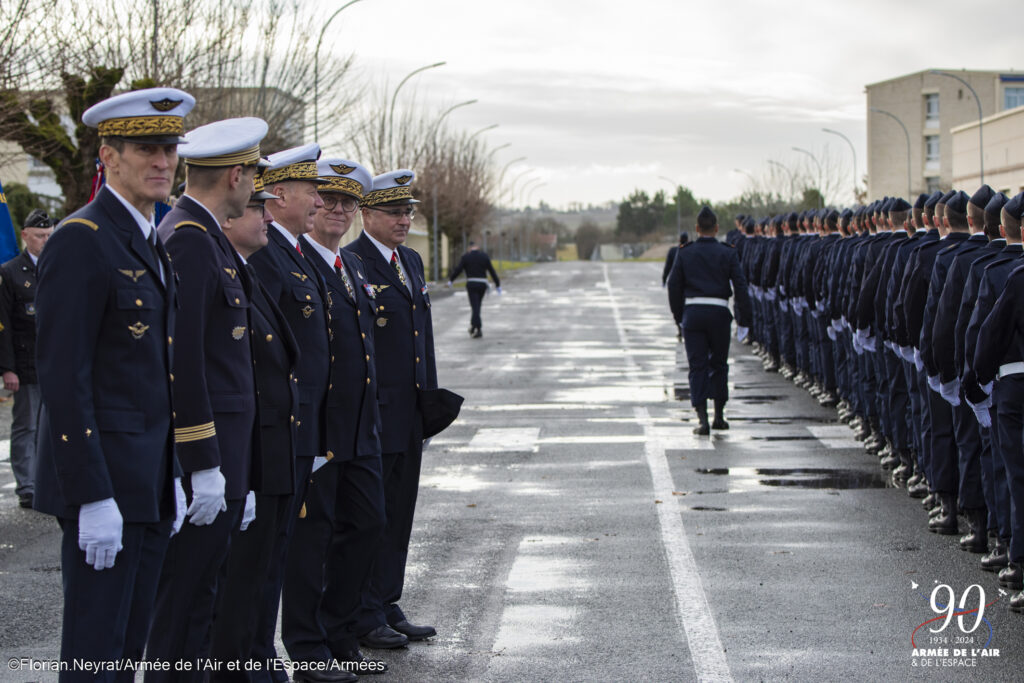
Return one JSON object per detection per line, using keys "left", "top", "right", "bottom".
{"left": 334, "top": 255, "right": 342, "bottom": 275}
{"left": 295, "top": 243, "right": 302, "bottom": 256}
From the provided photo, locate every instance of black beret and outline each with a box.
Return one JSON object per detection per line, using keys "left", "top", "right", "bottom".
{"left": 924, "top": 191, "right": 943, "bottom": 209}
{"left": 945, "top": 190, "right": 970, "bottom": 215}
{"left": 1005, "top": 192, "right": 1024, "bottom": 220}
{"left": 23, "top": 208, "right": 53, "bottom": 228}
{"left": 678, "top": 232, "right": 687, "bottom": 243}
{"left": 889, "top": 198, "right": 912, "bottom": 212}
{"left": 841, "top": 208, "right": 853, "bottom": 219}
{"left": 697, "top": 205, "right": 716, "bottom": 223}
{"left": 969, "top": 184, "right": 995, "bottom": 210}
{"left": 736, "top": 214, "right": 746, "bottom": 221}
{"left": 939, "top": 189, "right": 957, "bottom": 205}
{"left": 984, "top": 192, "right": 1008, "bottom": 216}
{"left": 914, "top": 193, "right": 929, "bottom": 209}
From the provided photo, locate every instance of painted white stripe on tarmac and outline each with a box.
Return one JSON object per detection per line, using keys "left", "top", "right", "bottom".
{"left": 0, "top": 439, "right": 9, "bottom": 462}
{"left": 603, "top": 264, "right": 733, "bottom": 682}
{"left": 468, "top": 427, "right": 540, "bottom": 452}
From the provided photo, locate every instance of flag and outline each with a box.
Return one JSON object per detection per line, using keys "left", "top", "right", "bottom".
{"left": 0, "top": 178, "right": 22, "bottom": 263}
{"left": 88, "top": 158, "right": 105, "bottom": 201}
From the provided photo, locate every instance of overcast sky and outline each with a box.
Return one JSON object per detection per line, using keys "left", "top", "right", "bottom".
{"left": 325, "top": 0, "right": 1021, "bottom": 209}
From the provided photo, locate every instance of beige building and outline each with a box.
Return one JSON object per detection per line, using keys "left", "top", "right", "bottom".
{"left": 951, "top": 106, "right": 1024, "bottom": 195}
{"left": 866, "top": 69, "right": 1024, "bottom": 200}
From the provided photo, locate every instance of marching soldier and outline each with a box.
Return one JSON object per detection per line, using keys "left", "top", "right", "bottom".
{"left": 148, "top": 117, "right": 268, "bottom": 678}
{"left": 0, "top": 208, "right": 52, "bottom": 508}
{"left": 667, "top": 205, "right": 751, "bottom": 434}
{"left": 447, "top": 241, "right": 501, "bottom": 338}
{"left": 346, "top": 170, "right": 439, "bottom": 649}
{"left": 34, "top": 87, "right": 191, "bottom": 679}
{"left": 283, "top": 158, "right": 386, "bottom": 676}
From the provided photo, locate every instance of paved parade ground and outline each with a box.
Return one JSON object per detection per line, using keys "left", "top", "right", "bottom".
{"left": 2, "top": 260, "right": 1024, "bottom": 681}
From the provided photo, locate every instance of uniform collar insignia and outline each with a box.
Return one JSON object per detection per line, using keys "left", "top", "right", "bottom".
{"left": 291, "top": 271, "right": 309, "bottom": 282}
{"left": 118, "top": 268, "right": 147, "bottom": 283}
{"left": 224, "top": 267, "right": 237, "bottom": 279}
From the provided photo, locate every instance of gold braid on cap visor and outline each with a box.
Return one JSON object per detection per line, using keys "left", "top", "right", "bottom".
{"left": 262, "top": 161, "right": 319, "bottom": 185}
{"left": 361, "top": 186, "right": 415, "bottom": 206}
{"left": 319, "top": 177, "right": 364, "bottom": 198}
{"left": 97, "top": 115, "right": 184, "bottom": 138}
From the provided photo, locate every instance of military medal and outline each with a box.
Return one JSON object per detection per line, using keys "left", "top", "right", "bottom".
{"left": 376, "top": 317, "right": 388, "bottom": 328}
{"left": 232, "top": 326, "right": 246, "bottom": 340}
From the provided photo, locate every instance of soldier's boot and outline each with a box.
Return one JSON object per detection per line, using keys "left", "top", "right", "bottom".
{"left": 959, "top": 508, "right": 989, "bottom": 553}
{"left": 693, "top": 405, "right": 710, "bottom": 436}
{"left": 928, "top": 494, "right": 959, "bottom": 535}
{"left": 880, "top": 443, "right": 900, "bottom": 470}
{"left": 999, "top": 562, "right": 1024, "bottom": 590}
{"left": 891, "top": 451, "right": 913, "bottom": 486}
{"left": 982, "top": 539, "right": 1010, "bottom": 572}
{"left": 711, "top": 399, "right": 729, "bottom": 430}
{"left": 1009, "top": 590, "right": 1024, "bottom": 613}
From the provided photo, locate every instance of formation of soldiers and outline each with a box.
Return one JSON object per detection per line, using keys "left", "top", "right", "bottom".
{"left": 729, "top": 187, "right": 1024, "bottom": 612}
{"left": 20, "top": 87, "right": 454, "bottom": 682}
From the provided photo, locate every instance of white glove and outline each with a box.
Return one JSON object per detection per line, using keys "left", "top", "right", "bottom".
{"left": 172, "top": 477, "right": 186, "bottom": 537}
{"left": 967, "top": 396, "right": 993, "bottom": 429}
{"left": 981, "top": 381, "right": 994, "bottom": 396}
{"left": 816, "top": 300, "right": 826, "bottom": 313}
{"left": 445, "top": 281, "right": 452, "bottom": 289}
{"left": 186, "top": 466, "right": 227, "bottom": 526}
{"left": 810, "top": 307, "right": 820, "bottom": 319}
{"left": 779, "top": 285, "right": 787, "bottom": 297}
{"left": 779, "top": 299, "right": 789, "bottom": 312}
{"left": 240, "top": 491, "right": 256, "bottom": 531}
{"left": 899, "top": 345, "right": 914, "bottom": 362}
{"left": 496, "top": 287, "right": 503, "bottom": 296}
{"left": 312, "top": 456, "right": 328, "bottom": 473}
{"left": 927, "top": 374, "right": 941, "bottom": 393}
{"left": 826, "top": 326, "right": 837, "bottom": 341}
{"left": 78, "top": 498, "right": 123, "bottom": 571}
{"left": 841, "top": 315, "right": 849, "bottom": 330}
{"left": 765, "top": 289, "right": 777, "bottom": 302}
{"left": 736, "top": 326, "right": 749, "bottom": 343}
{"left": 831, "top": 319, "right": 842, "bottom": 334}
{"left": 862, "top": 336, "right": 876, "bottom": 352}
{"left": 914, "top": 349, "right": 924, "bottom": 372}
{"left": 939, "top": 379, "right": 961, "bottom": 407}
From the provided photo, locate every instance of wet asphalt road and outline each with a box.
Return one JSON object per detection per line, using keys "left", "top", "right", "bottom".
{"left": 2, "top": 260, "right": 1023, "bottom": 681}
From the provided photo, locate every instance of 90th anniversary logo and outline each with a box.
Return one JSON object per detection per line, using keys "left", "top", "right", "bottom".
{"left": 910, "top": 581, "right": 1005, "bottom": 669}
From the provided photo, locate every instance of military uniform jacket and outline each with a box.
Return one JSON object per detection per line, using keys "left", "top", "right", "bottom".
{"left": 248, "top": 267, "right": 300, "bottom": 495}
{"left": 930, "top": 234, "right": 991, "bottom": 382}
{"left": 450, "top": 249, "right": 501, "bottom": 287}
{"left": 34, "top": 186, "right": 177, "bottom": 522}
{"left": 964, "top": 247, "right": 1024, "bottom": 401}
{"left": 0, "top": 251, "right": 39, "bottom": 382}
{"left": 949, "top": 241, "right": 1006, "bottom": 383}
{"left": 346, "top": 232, "right": 437, "bottom": 454}
{"left": 249, "top": 225, "right": 330, "bottom": 459}
{"left": 300, "top": 236, "right": 382, "bottom": 462}
{"left": 159, "top": 196, "right": 257, "bottom": 500}
{"left": 666, "top": 236, "right": 752, "bottom": 327}
{"left": 919, "top": 232, "right": 971, "bottom": 375}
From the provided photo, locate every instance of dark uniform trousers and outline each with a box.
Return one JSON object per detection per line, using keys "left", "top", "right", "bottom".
{"left": 347, "top": 233, "right": 437, "bottom": 634}
{"left": 996, "top": 375, "right": 1024, "bottom": 562}
{"left": 283, "top": 242, "right": 386, "bottom": 662}
{"left": 466, "top": 282, "right": 488, "bottom": 331}
{"left": 33, "top": 187, "right": 179, "bottom": 681}
{"left": 682, "top": 305, "right": 732, "bottom": 406}
{"left": 980, "top": 402, "right": 1010, "bottom": 543}
{"left": 147, "top": 198, "right": 258, "bottom": 680}
{"left": 248, "top": 225, "right": 330, "bottom": 679}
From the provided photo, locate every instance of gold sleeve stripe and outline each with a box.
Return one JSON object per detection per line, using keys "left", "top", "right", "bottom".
{"left": 174, "top": 221, "right": 207, "bottom": 232}
{"left": 174, "top": 422, "right": 217, "bottom": 443}
{"left": 60, "top": 218, "right": 99, "bottom": 231}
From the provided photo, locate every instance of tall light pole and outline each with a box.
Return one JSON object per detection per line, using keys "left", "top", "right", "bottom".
{"left": 870, "top": 107, "right": 911, "bottom": 200}
{"left": 520, "top": 177, "right": 544, "bottom": 208}
{"left": 822, "top": 127, "right": 858, "bottom": 203}
{"left": 468, "top": 123, "right": 498, "bottom": 143}
{"left": 931, "top": 69, "right": 984, "bottom": 184}
{"left": 387, "top": 61, "right": 446, "bottom": 164}
{"left": 314, "top": 0, "right": 366, "bottom": 140}
{"left": 792, "top": 147, "right": 824, "bottom": 207}
{"left": 430, "top": 99, "right": 478, "bottom": 281}
{"left": 658, "top": 175, "right": 682, "bottom": 235}
{"left": 766, "top": 160, "right": 797, "bottom": 201}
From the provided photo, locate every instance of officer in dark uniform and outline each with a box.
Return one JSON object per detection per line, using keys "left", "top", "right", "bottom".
{"left": 209, "top": 170, "right": 303, "bottom": 679}
{"left": 0, "top": 208, "right": 52, "bottom": 508}
{"left": 662, "top": 232, "right": 688, "bottom": 287}
{"left": 666, "top": 206, "right": 752, "bottom": 434}
{"left": 346, "top": 170, "right": 438, "bottom": 649}
{"left": 34, "top": 87, "right": 191, "bottom": 679}
{"left": 447, "top": 241, "right": 501, "bottom": 338}
{"left": 147, "top": 118, "right": 268, "bottom": 678}
{"left": 284, "top": 158, "right": 386, "bottom": 676}
{"left": 247, "top": 144, "right": 339, "bottom": 682}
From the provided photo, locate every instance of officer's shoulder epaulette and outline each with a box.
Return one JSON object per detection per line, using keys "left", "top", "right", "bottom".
{"left": 681, "top": 241, "right": 693, "bottom": 248}
{"left": 174, "top": 221, "right": 207, "bottom": 232}
{"left": 351, "top": 252, "right": 363, "bottom": 262}
{"left": 60, "top": 217, "right": 99, "bottom": 231}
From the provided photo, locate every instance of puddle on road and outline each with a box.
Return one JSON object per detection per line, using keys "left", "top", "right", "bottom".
{"left": 694, "top": 467, "right": 887, "bottom": 490}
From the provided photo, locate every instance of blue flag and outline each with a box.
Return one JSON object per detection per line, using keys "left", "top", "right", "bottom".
{"left": 0, "top": 178, "right": 21, "bottom": 263}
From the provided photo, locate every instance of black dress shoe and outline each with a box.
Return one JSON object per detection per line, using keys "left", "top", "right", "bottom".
{"left": 981, "top": 543, "right": 1009, "bottom": 572}
{"left": 472, "top": 329, "right": 483, "bottom": 338}
{"left": 907, "top": 480, "right": 928, "bottom": 499}
{"left": 959, "top": 509, "right": 989, "bottom": 553}
{"left": 359, "top": 625, "right": 409, "bottom": 649}
{"left": 390, "top": 619, "right": 437, "bottom": 641}
{"left": 1011, "top": 590, "right": 1024, "bottom": 612}
{"left": 291, "top": 663, "right": 358, "bottom": 683}
{"left": 693, "top": 422, "right": 710, "bottom": 436}
{"left": 17, "top": 495, "right": 32, "bottom": 509}
{"left": 711, "top": 417, "right": 729, "bottom": 430}
{"left": 999, "top": 562, "right": 1023, "bottom": 590}
{"left": 928, "top": 494, "right": 958, "bottom": 535}
{"left": 334, "top": 648, "right": 388, "bottom": 675}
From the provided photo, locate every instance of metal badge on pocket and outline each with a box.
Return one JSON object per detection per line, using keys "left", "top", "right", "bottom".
{"left": 129, "top": 322, "right": 149, "bottom": 340}
{"left": 232, "top": 326, "right": 246, "bottom": 340}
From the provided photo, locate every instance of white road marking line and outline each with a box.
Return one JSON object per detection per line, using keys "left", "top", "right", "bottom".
{"left": 467, "top": 427, "right": 540, "bottom": 452}
{"left": 0, "top": 439, "right": 9, "bottom": 462}
{"left": 2, "top": 482, "right": 15, "bottom": 490}
{"left": 604, "top": 264, "right": 733, "bottom": 682}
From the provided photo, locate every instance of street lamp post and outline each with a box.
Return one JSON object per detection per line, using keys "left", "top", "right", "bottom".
{"left": 792, "top": 147, "right": 824, "bottom": 207}
{"left": 468, "top": 123, "right": 498, "bottom": 143}
{"left": 658, "top": 175, "right": 682, "bottom": 235}
{"left": 766, "top": 160, "right": 797, "bottom": 201}
{"left": 822, "top": 128, "right": 858, "bottom": 203}
{"left": 520, "top": 177, "right": 543, "bottom": 209}
{"left": 314, "top": 0, "right": 366, "bottom": 140}
{"left": 870, "top": 107, "right": 911, "bottom": 200}
{"left": 387, "top": 61, "right": 446, "bottom": 164}
{"left": 930, "top": 70, "right": 984, "bottom": 184}
{"left": 430, "top": 99, "right": 478, "bottom": 282}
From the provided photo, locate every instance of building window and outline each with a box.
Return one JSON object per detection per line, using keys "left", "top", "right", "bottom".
{"left": 926, "top": 177, "right": 941, "bottom": 194}
{"left": 1006, "top": 87, "right": 1024, "bottom": 110}
{"left": 924, "top": 93, "right": 939, "bottom": 128}
{"left": 924, "top": 135, "right": 940, "bottom": 171}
